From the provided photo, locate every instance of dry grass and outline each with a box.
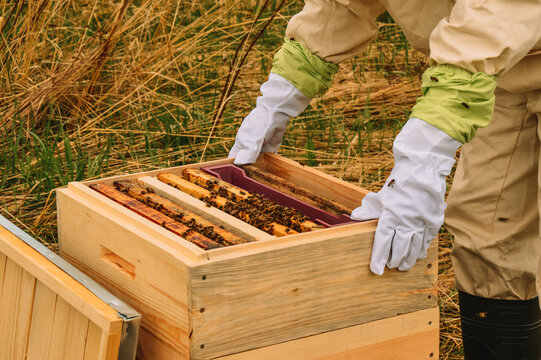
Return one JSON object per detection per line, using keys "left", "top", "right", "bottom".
{"left": 0, "top": 1, "right": 461, "bottom": 357}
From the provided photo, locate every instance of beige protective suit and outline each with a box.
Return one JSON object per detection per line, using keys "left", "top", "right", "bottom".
{"left": 286, "top": 0, "right": 541, "bottom": 300}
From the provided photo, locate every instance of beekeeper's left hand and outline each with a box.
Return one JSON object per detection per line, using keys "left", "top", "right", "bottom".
{"left": 351, "top": 118, "right": 461, "bottom": 275}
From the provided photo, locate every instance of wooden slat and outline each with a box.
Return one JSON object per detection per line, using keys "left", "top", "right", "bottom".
{"left": 0, "top": 258, "right": 19, "bottom": 356}
{"left": 27, "top": 281, "right": 57, "bottom": 360}
{"left": 241, "top": 164, "right": 352, "bottom": 217}
{"left": 139, "top": 176, "right": 273, "bottom": 242}
{"left": 26, "top": 281, "right": 113, "bottom": 360}
{"left": 190, "top": 227, "right": 438, "bottom": 358}
{"left": 206, "top": 220, "right": 376, "bottom": 261}
{"left": 90, "top": 183, "right": 222, "bottom": 250}
{"left": 99, "top": 331, "right": 123, "bottom": 360}
{"left": 0, "top": 259, "right": 35, "bottom": 359}
{"left": 0, "top": 251, "right": 6, "bottom": 294}
{"left": 12, "top": 266, "right": 36, "bottom": 360}
{"left": 259, "top": 153, "right": 369, "bottom": 212}
{"left": 0, "top": 223, "right": 128, "bottom": 360}
{"left": 157, "top": 173, "right": 227, "bottom": 208}
{"left": 0, "top": 259, "right": 37, "bottom": 360}
{"left": 114, "top": 180, "right": 250, "bottom": 246}
{"left": 48, "top": 296, "right": 73, "bottom": 359}
{"left": 84, "top": 322, "right": 104, "bottom": 360}
{"left": 182, "top": 167, "right": 251, "bottom": 202}
{"left": 137, "top": 326, "right": 188, "bottom": 360}
{"left": 216, "top": 307, "right": 439, "bottom": 360}
{"left": 0, "top": 227, "right": 123, "bottom": 333}
{"left": 64, "top": 305, "right": 92, "bottom": 359}
{"left": 182, "top": 167, "right": 322, "bottom": 232}
{"left": 158, "top": 173, "right": 297, "bottom": 237}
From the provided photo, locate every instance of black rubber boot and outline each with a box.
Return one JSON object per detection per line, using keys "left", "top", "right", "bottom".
{"left": 459, "top": 291, "right": 541, "bottom": 360}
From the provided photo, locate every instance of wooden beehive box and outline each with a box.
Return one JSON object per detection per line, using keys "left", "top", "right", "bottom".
{"left": 0, "top": 214, "right": 140, "bottom": 360}
{"left": 57, "top": 153, "right": 439, "bottom": 360}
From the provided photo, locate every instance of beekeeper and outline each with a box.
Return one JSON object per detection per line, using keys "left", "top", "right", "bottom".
{"left": 228, "top": 0, "right": 541, "bottom": 358}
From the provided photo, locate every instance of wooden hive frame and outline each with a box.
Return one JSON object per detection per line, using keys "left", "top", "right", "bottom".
{"left": 0, "top": 215, "right": 141, "bottom": 360}
{"left": 57, "top": 153, "right": 439, "bottom": 360}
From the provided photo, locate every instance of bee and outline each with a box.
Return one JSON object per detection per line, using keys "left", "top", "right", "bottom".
{"left": 388, "top": 179, "right": 396, "bottom": 188}
{"left": 476, "top": 312, "right": 488, "bottom": 319}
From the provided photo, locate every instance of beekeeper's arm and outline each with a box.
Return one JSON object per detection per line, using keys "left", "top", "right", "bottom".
{"left": 229, "top": 0, "right": 384, "bottom": 164}
{"left": 352, "top": 0, "right": 541, "bottom": 274}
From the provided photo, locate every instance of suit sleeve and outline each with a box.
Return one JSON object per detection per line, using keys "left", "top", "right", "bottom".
{"left": 286, "top": 0, "right": 385, "bottom": 64}
{"left": 429, "top": 0, "right": 541, "bottom": 75}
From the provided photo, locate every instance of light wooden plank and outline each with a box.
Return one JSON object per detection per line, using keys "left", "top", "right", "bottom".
{"left": 64, "top": 305, "right": 91, "bottom": 360}
{"left": 136, "top": 326, "right": 189, "bottom": 360}
{"left": 190, "top": 229, "right": 438, "bottom": 358}
{"left": 260, "top": 153, "right": 369, "bottom": 212}
{"left": 99, "top": 331, "right": 122, "bottom": 360}
{"left": 140, "top": 176, "right": 273, "bottom": 242}
{"left": 0, "top": 251, "right": 6, "bottom": 295}
{"left": 0, "top": 223, "right": 134, "bottom": 360}
{"left": 12, "top": 267, "right": 37, "bottom": 360}
{"left": 0, "top": 227, "right": 123, "bottom": 332}
{"left": 58, "top": 188, "right": 191, "bottom": 357}
{"left": 27, "top": 281, "right": 57, "bottom": 360}
{"left": 84, "top": 322, "right": 104, "bottom": 360}
{"left": 205, "top": 220, "right": 377, "bottom": 260}
{"left": 0, "top": 258, "right": 23, "bottom": 358}
{"left": 48, "top": 296, "right": 73, "bottom": 359}
{"left": 217, "top": 307, "right": 439, "bottom": 360}
{"left": 0, "top": 259, "right": 36, "bottom": 360}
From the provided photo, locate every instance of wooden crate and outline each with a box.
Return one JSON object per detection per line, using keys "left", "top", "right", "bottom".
{"left": 57, "top": 153, "right": 439, "bottom": 360}
{"left": 0, "top": 215, "right": 140, "bottom": 360}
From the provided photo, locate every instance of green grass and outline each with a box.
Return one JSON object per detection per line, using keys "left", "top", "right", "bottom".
{"left": 0, "top": 1, "right": 461, "bottom": 358}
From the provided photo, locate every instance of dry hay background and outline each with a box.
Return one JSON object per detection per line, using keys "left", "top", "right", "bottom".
{"left": 0, "top": 1, "right": 461, "bottom": 358}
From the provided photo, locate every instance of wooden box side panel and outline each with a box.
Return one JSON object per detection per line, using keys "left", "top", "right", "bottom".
{"left": 0, "top": 229, "right": 122, "bottom": 360}
{"left": 190, "top": 224, "right": 438, "bottom": 359}
{"left": 57, "top": 188, "right": 192, "bottom": 359}
{"left": 216, "top": 307, "right": 439, "bottom": 360}
{"left": 256, "top": 153, "right": 369, "bottom": 212}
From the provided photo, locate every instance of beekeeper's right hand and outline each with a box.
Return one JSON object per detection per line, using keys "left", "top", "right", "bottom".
{"left": 228, "top": 73, "right": 312, "bottom": 165}
{"left": 229, "top": 38, "right": 339, "bottom": 165}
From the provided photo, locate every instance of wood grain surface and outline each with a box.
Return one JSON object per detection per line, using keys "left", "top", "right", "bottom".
{"left": 0, "top": 226, "right": 124, "bottom": 360}
{"left": 217, "top": 307, "right": 439, "bottom": 360}
{"left": 190, "top": 226, "right": 437, "bottom": 358}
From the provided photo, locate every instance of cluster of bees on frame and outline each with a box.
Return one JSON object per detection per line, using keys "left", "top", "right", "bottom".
{"left": 114, "top": 182, "right": 230, "bottom": 245}
{"left": 199, "top": 179, "right": 310, "bottom": 235}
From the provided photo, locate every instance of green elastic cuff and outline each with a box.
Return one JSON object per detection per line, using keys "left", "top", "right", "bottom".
{"left": 409, "top": 64, "right": 497, "bottom": 143}
{"left": 271, "top": 39, "right": 339, "bottom": 98}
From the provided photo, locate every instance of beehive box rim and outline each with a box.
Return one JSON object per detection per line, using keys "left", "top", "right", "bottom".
{"left": 66, "top": 154, "right": 375, "bottom": 263}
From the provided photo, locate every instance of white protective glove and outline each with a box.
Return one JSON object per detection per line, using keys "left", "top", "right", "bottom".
{"left": 351, "top": 118, "right": 461, "bottom": 275}
{"left": 229, "top": 73, "right": 312, "bottom": 165}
